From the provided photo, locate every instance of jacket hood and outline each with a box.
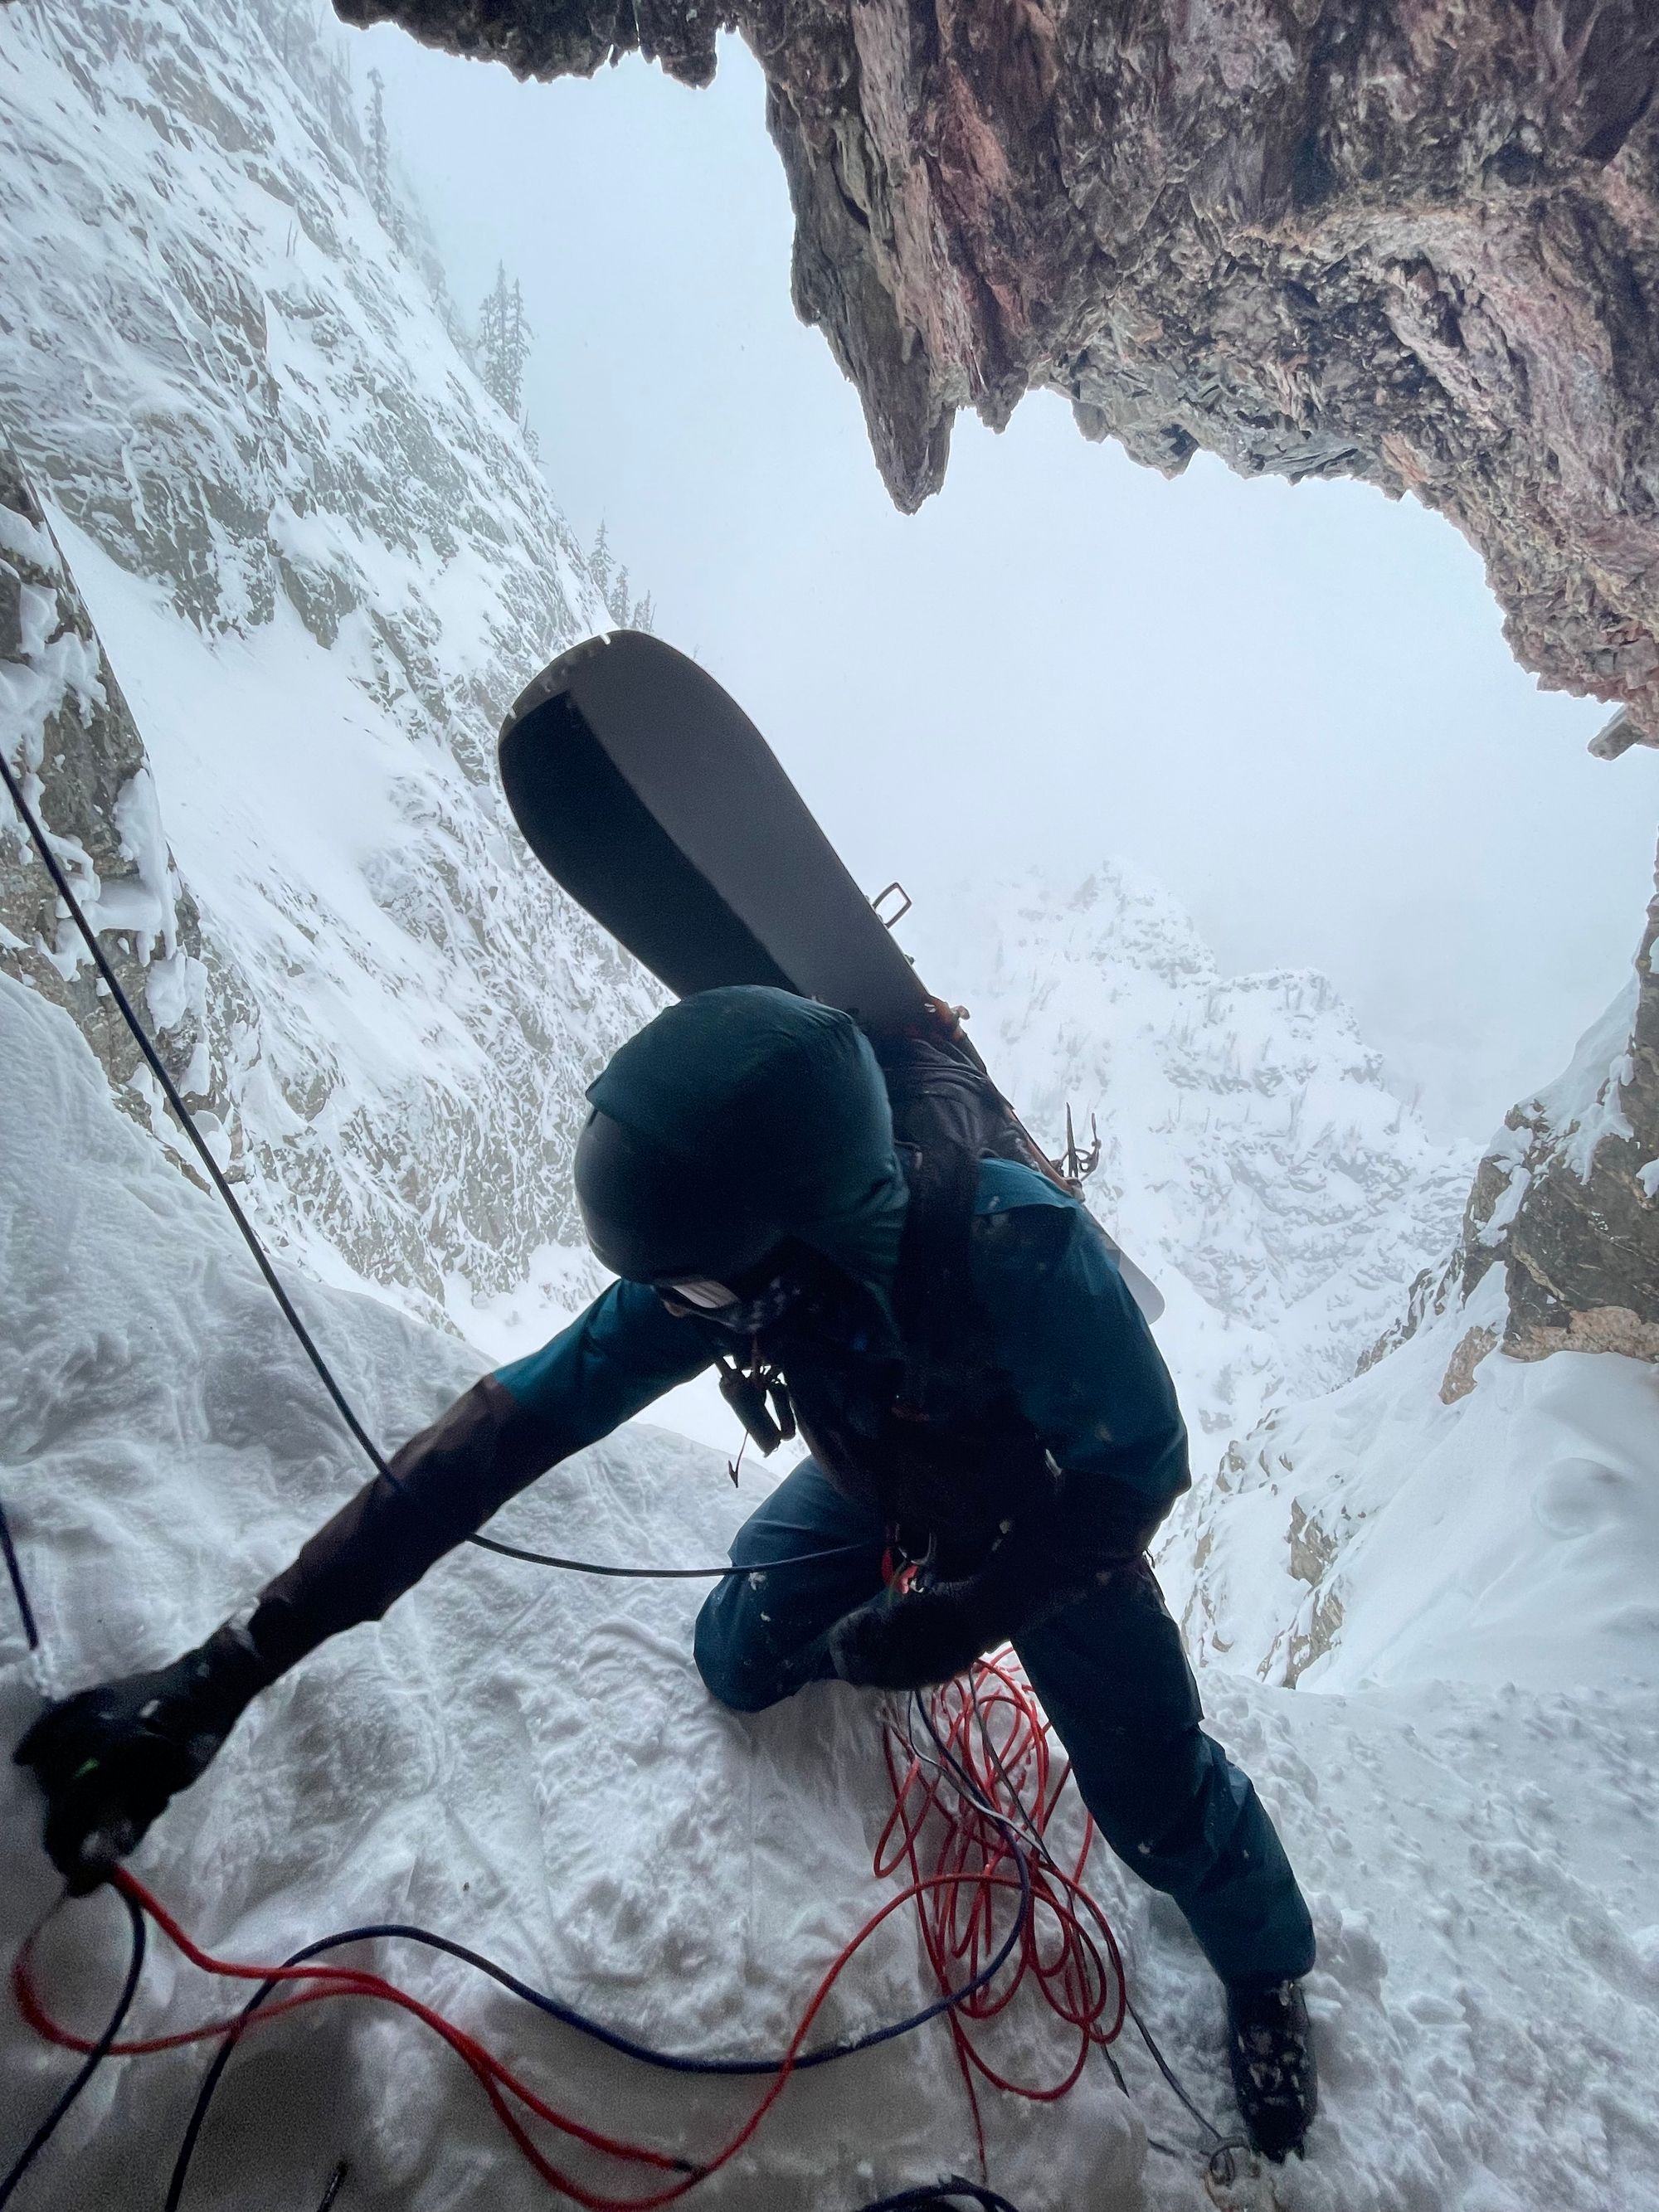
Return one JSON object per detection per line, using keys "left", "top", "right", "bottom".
{"left": 586, "top": 986, "right": 907, "bottom": 1305}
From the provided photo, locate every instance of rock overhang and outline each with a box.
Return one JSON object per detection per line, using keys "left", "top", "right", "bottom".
{"left": 334, "top": 0, "right": 1659, "bottom": 746}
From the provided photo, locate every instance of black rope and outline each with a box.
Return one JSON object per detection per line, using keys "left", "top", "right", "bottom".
{"left": 853, "top": 2187, "right": 1023, "bottom": 2211}
{"left": 465, "top": 1532, "right": 873, "bottom": 1581}
{"left": 314, "top": 2161, "right": 348, "bottom": 2212}
{"left": 0, "top": 1889, "right": 147, "bottom": 2210}
{"left": 0, "top": 741, "right": 829, "bottom": 1587}
{"left": 161, "top": 1860, "right": 1034, "bottom": 2210}
{"left": 0, "top": 1490, "right": 39, "bottom": 1650}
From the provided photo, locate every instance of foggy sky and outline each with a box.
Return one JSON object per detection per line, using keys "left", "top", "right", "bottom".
{"left": 362, "top": 22, "right": 1659, "bottom": 1143}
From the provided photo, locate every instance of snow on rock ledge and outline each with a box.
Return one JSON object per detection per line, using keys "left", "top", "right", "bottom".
{"left": 1452, "top": 842, "right": 1659, "bottom": 1366}
{"left": 1163, "top": 1262, "right": 1659, "bottom": 1695}
{"left": 1170, "top": 845, "right": 1659, "bottom": 1693}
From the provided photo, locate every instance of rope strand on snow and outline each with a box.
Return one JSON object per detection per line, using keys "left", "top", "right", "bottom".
{"left": 854, "top": 2188, "right": 1024, "bottom": 2210}
{"left": 14, "top": 1864, "right": 1034, "bottom": 2212}
{"left": 7, "top": 1656, "right": 1240, "bottom": 2207}
{"left": 881, "top": 1655, "right": 1127, "bottom": 2175}
{"left": 10, "top": 1652, "right": 1227, "bottom": 2211}
{"left": 13, "top": 1660, "right": 1127, "bottom": 2209}
{"left": 0, "top": 1490, "right": 39, "bottom": 1650}
{"left": 0, "top": 1888, "right": 146, "bottom": 2210}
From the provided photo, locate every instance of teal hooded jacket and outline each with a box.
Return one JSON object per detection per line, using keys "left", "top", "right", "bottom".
{"left": 243, "top": 989, "right": 1190, "bottom": 1674}
{"left": 495, "top": 989, "right": 1189, "bottom": 1524}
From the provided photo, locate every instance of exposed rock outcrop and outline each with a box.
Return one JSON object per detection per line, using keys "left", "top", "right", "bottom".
{"left": 1456, "top": 842, "right": 1659, "bottom": 1365}
{"left": 1165, "top": 839, "right": 1659, "bottom": 1688}
{"left": 0, "top": 438, "right": 234, "bottom": 1155}
{"left": 1350, "top": 836, "right": 1659, "bottom": 1388}
{"left": 335, "top": 0, "right": 1659, "bottom": 743}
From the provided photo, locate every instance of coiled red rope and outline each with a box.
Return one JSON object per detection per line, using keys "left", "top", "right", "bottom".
{"left": 879, "top": 1650, "right": 1127, "bottom": 2169}
{"left": 13, "top": 1650, "right": 1122, "bottom": 2205}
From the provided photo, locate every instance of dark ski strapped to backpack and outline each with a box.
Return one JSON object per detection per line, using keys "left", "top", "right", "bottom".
{"left": 498, "top": 629, "right": 1165, "bottom": 1563}
{"left": 879, "top": 1031, "right": 1044, "bottom": 1420}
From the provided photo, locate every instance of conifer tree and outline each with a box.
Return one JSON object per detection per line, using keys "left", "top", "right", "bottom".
{"left": 476, "top": 265, "right": 532, "bottom": 421}
{"left": 506, "top": 280, "right": 530, "bottom": 414}
{"left": 590, "top": 520, "right": 613, "bottom": 599}
{"left": 365, "top": 70, "right": 392, "bottom": 231}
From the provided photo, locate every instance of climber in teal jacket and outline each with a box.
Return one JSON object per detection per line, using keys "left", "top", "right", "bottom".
{"left": 17, "top": 986, "right": 1319, "bottom": 2160}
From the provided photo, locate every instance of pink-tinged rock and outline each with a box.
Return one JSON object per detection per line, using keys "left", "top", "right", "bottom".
{"left": 335, "top": 0, "right": 1659, "bottom": 742}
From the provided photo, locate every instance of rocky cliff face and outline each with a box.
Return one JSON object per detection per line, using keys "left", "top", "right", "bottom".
{"left": 0, "top": 0, "right": 661, "bottom": 1324}
{"left": 332, "top": 0, "right": 1659, "bottom": 751}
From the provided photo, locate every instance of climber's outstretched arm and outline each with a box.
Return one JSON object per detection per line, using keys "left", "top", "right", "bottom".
{"left": 14, "top": 1281, "right": 709, "bottom": 1891}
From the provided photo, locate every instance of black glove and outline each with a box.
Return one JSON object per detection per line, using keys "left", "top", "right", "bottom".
{"left": 12, "top": 1625, "right": 271, "bottom": 1893}
{"left": 827, "top": 1519, "right": 1092, "bottom": 1691}
{"left": 828, "top": 1478, "right": 1170, "bottom": 1693}
{"left": 828, "top": 1570, "right": 1015, "bottom": 1690}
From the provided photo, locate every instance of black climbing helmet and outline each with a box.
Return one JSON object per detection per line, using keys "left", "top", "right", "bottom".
{"left": 573, "top": 986, "right": 907, "bottom": 1297}
{"left": 572, "top": 1106, "right": 784, "bottom": 1286}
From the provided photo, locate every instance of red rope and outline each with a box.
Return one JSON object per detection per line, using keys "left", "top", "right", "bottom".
{"left": 878, "top": 1650, "right": 1126, "bottom": 2172}
{"left": 14, "top": 1649, "right": 1124, "bottom": 2204}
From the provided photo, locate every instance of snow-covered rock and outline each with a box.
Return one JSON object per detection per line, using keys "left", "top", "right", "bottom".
{"left": 0, "top": 435, "right": 225, "bottom": 1151}
{"left": 1163, "top": 1258, "right": 1659, "bottom": 1694}
{"left": 1165, "top": 879, "right": 1659, "bottom": 1698}
{"left": 1451, "top": 851, "right": 1659, "bottom": 1366}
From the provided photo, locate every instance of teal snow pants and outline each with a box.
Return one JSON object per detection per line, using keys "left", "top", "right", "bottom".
{"left": 693, "top": 1457, "right": 1316, "bottom": 1989}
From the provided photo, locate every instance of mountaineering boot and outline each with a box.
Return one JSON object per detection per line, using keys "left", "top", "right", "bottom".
{"left": 1225, "top": 1976, "right": 1317, "bottom": 2161}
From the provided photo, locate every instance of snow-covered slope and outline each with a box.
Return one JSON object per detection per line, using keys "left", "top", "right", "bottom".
{"left": 6, "top": 967, "right": 1659, "bottom": 2212}
{"left": 1162, "top": 939, "right": 1659, "bottom": 1698}
{"left": 0, "top": 0, "right": 659, "bottom": 1325}
{"left": 903, "top": 868, "right": 1474, "bottom": 1449}
{"left": 1161, "top": 1263, "right": 1659, "bottom": 1694}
